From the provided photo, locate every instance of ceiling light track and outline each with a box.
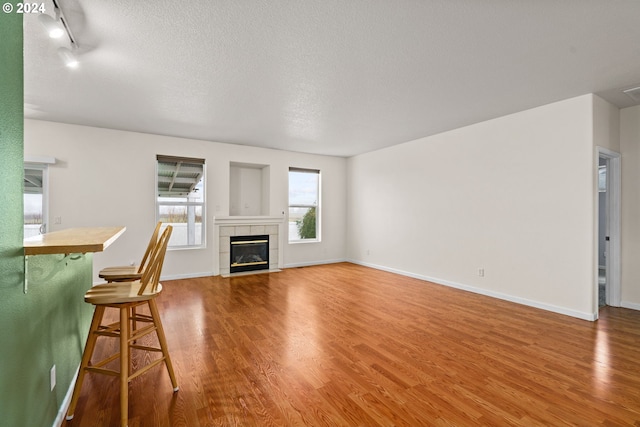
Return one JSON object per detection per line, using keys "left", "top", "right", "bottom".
{"left": 39, "top": 0, "right": 80, "bottom": 68}
{"left": 51, "top": 0, "right": 77, "bottom": 47}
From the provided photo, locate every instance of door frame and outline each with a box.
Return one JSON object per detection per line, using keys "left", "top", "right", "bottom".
{"left": 597, "top": 147, "right": 621, "bottom": 313}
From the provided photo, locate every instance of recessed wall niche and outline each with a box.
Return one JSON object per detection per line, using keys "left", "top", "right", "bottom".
{"left": 229, "top": 162, "right": 270, "bottom": 216}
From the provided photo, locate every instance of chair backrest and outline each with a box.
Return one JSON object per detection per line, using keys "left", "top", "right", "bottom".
{"left": 138, "top": 225, "right": 172, "bottom": 296}
{"left": 136, "top": 222, "right": 163, "bottom": 274}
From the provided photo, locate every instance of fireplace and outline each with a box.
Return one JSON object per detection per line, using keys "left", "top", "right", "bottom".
{"left": 214, "top": 216, "right": 283, "bottom": 277}
{"left": 230, "top": 235, "right": 269, "bottom": 273}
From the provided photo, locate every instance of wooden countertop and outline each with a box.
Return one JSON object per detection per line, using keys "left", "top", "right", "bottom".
{"left": 24, "top": 226, "right": 126, "bottom": 256}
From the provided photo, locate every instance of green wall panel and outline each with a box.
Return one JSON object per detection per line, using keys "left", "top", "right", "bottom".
{"left": 1, "top": 255, "right": 95, "bottom": 426}
{"left": 0, "top": 6, "right": 97, "bottom": 426}
{"left": 0, "top": 3, "right": 24, "bottom": 288}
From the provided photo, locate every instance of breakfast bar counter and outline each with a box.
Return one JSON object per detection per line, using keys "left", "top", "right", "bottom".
{"left": 24, "top": 226, "right": 126, "bottom": 256}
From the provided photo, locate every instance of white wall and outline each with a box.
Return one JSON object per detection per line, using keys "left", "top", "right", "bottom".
{"left": 593, "top": 95, "right": 620, "bottom": 152}
{"left": 621, "top": 105, "right": 640, "bottom": 309}
{"left": 347, "top": 95, "right": 598, "bottom": 319}
{"left": 24, "top": 119, "right": 348, "bottom": 280}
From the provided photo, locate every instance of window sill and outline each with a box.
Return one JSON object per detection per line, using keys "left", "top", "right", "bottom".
{"left": 168, "top": 245, "right": 206, "bottom": 251}
{"left": 288, "top": 239, "right": 320, "bottom": 245}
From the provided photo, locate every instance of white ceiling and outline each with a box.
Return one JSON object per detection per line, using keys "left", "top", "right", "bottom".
{"left": 23, "top": 0, "right": 640, "bottom": 157}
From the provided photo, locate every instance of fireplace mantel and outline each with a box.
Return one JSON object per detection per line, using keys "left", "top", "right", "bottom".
{"left": 214, "top": 216, "right": 284, "bottom": 276}
{"left": 214, "top": 215, "right": 285, "bottom": 226}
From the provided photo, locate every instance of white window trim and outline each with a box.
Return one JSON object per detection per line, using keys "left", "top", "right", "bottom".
{"left": 24, "top": 157, "right": 54, "bottom": 235}
{"left": 156, "top": 156, "right": 206, "bottom": 250}
{"left": 288, "top": 168, "right": 321, "bottom": 244}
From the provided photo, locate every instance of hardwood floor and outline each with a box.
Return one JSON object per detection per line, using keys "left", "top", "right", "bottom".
{"left": 62, "top": 262, "right": 640, "bottom": 426}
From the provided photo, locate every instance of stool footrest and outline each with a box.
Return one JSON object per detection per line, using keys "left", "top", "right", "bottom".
{"left": 129, "top": 324, "right": 157, "bottom": 342}
{"left": 128, "top": 358, "right": 166, "bottom": 381}
{"left": 86, "top": 366, "right": 120, "bottom": 377}
{"left": 92, "top": 352, "right": 121, "bottom": 368}
{"left": 130, "top": 344, "right": 162, "bottom": 352}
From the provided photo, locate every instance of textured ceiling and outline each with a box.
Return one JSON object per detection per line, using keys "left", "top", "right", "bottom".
{"left": 23, "top": 0, "right": 640, "bottom": 157}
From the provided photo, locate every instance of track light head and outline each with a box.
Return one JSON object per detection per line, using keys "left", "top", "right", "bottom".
{"left": 57, "top": 47, "right": 79, "bottom": 68}
{"left": 38, "top": 13, "right": 64, "bottom": 39}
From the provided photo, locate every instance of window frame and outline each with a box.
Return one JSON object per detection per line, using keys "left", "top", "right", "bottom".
{"left": 24, "top": 157, "right": 54, "bottom": 237}
{"left": 288, "top": 167, "right": 321, "bottom": 244}
{"left": 156, "top": 155, "right": 206, "bottom": 250}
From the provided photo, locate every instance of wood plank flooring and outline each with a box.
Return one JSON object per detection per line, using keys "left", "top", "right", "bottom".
{"left": 62, "top": 262, "right": 640, "bottom": 426}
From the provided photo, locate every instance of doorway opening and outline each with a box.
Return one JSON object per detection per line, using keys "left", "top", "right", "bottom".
{"left": 597, "top": 148, "right": 621, "bottom": 315}
{"left": 598, "top": 158, "right": 607, "bottom": 307}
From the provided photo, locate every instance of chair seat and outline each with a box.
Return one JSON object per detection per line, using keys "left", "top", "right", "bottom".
{"left": 98, "top": 265, "right": 142, "bottom": 281}
{"left": 85, "top": 281, "right": 163, "bottom": 305}
{"left": 98, "top": 222, "right": 164, "bottom": 283}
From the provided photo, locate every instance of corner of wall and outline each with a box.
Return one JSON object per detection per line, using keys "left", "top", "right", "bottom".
{"left": 620, "top": 105, "right": 640, "bottom": 307}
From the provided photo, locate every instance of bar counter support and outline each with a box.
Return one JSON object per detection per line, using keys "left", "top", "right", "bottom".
{"left": 23, "top": 227, "right": 125, "bottom": 293}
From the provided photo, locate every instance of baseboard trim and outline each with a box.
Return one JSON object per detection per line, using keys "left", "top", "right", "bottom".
{"left": 621, "top": 301, "right": 640, "bottom": 311}
{"left": 348, "top": 259, "right": 597, "bottom": 321}
{"left": 160, "top": 271, "right": 215, "bottom": 281}
{"left": 284, "top": 258, "right": 347, "bottom": 269}
{"left": 52, "top": 365, "right": 79, "bottom": 427}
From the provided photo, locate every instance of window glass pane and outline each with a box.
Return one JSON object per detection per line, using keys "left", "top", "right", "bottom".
{"left": 156, "top": 156, "right": 206, "bottom": 248}
{"left": 159, "top": 205, "right": 203, "bottom": 246}
{"left": 24, "top": 193, "right": 43, "bottom": 238}
{"left": 289, "top": 170, "right": 319, "bottom": 206}
{"left": 157, "top": 161, "right": 204, "bottom": 202}
{"left": 24, "top": 166, "right": 44, "bottom": 238}
{"left": 158, "top": 205, "right": 204, "bottom": 223}
{"left": 288, "top": 168, "right": 319, "bottom": 242}
{"left": 289, "top": 206, "right": 316, "bottom": 240}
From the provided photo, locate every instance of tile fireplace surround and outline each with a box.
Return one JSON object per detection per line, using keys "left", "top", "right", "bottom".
{"left": 214, "top": 216, "right": 284, "bottom": 276}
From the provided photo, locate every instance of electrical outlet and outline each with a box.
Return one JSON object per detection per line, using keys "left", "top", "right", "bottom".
{"left": 54, "top": 216, "right": 62, "bottom": 224}
{"left": 50, "top": 365, "right": 56, "bottom": 391}
{"left": 478, "top": 268, "right": 485, "bottom": 277}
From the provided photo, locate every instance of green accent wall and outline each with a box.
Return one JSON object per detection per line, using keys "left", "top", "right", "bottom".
{"left": 1, "top": 6, "right": 95, "bottom": 426}
{"left": 0, "top": 8, "right": 24, "bottom": 279}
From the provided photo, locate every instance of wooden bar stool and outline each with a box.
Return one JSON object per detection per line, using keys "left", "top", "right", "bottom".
{"left": 98, "top": 222, "right": 163, "bottom": 338}
{"left": 66, "top": 226, "right": 178, "bottom": 427}
{"left": 99, "top": 222, "right": 162, "bottom": 282}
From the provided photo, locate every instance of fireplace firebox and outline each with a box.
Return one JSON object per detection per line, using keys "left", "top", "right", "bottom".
{"left": 230, "top": 235, "right": 269, "bottom": 273}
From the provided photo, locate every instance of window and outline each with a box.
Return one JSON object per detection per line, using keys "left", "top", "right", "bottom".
{"left": 288, "top": 168, "right": 320, "bottom": 242}
{"left": 23, "top": 156, "right": 55, "bottom": 238}
{"left": 24, "top": 163, "right": 47, "bottom": 238}
{"left": 156, "top": 155, "right": 205, "bottom": 249}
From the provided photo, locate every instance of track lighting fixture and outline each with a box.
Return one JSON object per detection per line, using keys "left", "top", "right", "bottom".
{"left": 40, "top": 0, "right": 80, "bottom": 68}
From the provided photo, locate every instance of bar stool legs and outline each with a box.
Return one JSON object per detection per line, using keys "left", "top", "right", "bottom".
{"left": 149, "top": 299, "right": 179, "bottom": 391}
{"left": 65, "top": 301, "right": 178, "bottom": 427}
{"left": 119, "top": 306, "right": 129, "bottom": 427}
{"left": 66, "top": 305, "right": 106, "bottom": 421}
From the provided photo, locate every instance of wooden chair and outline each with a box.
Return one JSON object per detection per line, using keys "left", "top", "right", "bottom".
{"left": 66, "top": 226, "right": 178, "bottom": 427}
{"left": 98, "top": 222, "right": 163, "bottom": 339}
{"left": 98, "top": 222, "right": 162, "bottom": 282}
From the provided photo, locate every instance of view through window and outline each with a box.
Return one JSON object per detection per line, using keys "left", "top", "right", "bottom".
{"left": 156, "top": 155, "right": 205, "bottom": 248}
{"left": 288, "top": 168, "right": 320, "bottom": 242}
{"left": 24, "top": 164, "right": 47, "bottom": 238}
